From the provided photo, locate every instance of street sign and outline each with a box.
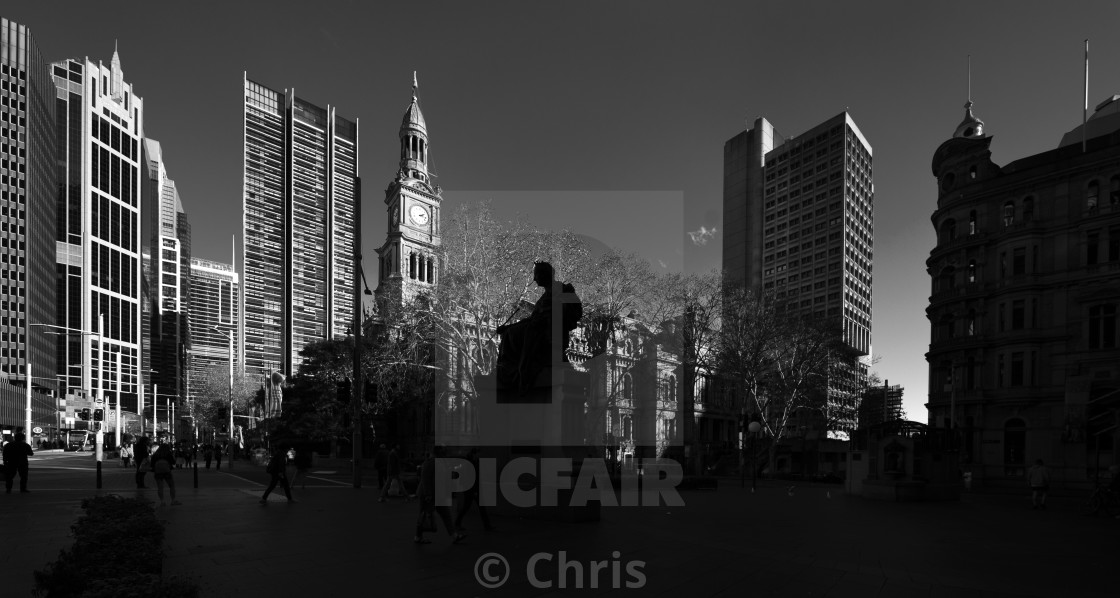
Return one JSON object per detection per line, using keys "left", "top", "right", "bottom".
{"left": 32, "top": 426, "right": 43, "bottom": 434}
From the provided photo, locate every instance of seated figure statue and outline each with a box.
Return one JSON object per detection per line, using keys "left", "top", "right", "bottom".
{"left": 495, "top": 261, "right": 582, "bottom": 395}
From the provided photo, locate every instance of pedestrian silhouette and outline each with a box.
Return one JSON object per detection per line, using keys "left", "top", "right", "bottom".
{"left": 1028, "top": 459, "right": 1050, "bottom": 510}
{"left": 150, "top": 440, "right": 181, "bottom": 506}
{"left": 414, "top": 446, "right": 464, "bottom": 544}
{"left": 134, "top": 436, "right": 151, "bottom": 489}
{"left": 3, "top": 432, "right": 34, "bottom": 493}
{"left": 260, "top": 445, "right": 295, "bottom": 504}
{"left": 379, "top": 445, "right": 406, "bottom": 502}
{"left": 453, "top": 447, "right": 493, "bottom": 532}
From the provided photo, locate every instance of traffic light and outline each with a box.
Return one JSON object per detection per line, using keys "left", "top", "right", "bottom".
{"left": 80, "top": 408, "right": 91, "bottom": 421}
{"left": 93, "top": 408, "right": 104, "bottom": 422}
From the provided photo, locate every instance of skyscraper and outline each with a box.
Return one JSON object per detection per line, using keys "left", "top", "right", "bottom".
{"left": 141, "top": 138, "right": 190, "bottom": 412}
{"left": 1, "top": 18, "right": 56, "bottom": 432}
{"left": 186, "top": 256, "right": 239, "bottom": 405}
{"left": 52, "top": 46, "right": 144, "bottom": 413}
{"left": 241, "top": 75, "right": 358, "bottom": 377}
{"left": 723, "top": 112, "right": 874, "bottom": 433}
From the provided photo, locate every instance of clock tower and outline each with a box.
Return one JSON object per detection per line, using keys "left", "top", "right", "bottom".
{"left": 375, "top": 73, "right": 442, "bottom": 308}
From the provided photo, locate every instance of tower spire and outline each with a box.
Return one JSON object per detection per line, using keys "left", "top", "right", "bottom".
{"left": 413, "top": 70, "right": 418, "bottom": 100}
{"left": 967, "top": 55, "right": 971, "bottom": 103}
{"left": 953, "top": 55, "right": 984, "bottom": 139}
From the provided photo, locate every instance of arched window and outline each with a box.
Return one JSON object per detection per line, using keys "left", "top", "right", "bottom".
{"left": 667, "top": 375, "right": 677, "bottom": 402}
{"left": 409, "top": 252, "right": 416, "bottom": 279}
{"left": 967, "top": 308, "right": 977, "bottom": 336}
{"left": 1089, "top": 304, "right": 1117, "bottom": 349}
{"left": 1110, "top": 175, "right": 1120, "bottom": 205}
{"left": 967, "top": 259, "right": 977, "bottom": 283}
{"left": 969, "top": 165, "right": 977, "bottom": 179}
{"left": 940, "top": 313, "right": 955, "bottom": 341}
{"left": 941, "top": 172, "right": 955, "bottom": 192}
{"left": 940, "top": 266, "right": 955, "bottom": 292}
{"left": 622, "top": 373, "right": 633, "bottom": 401}
{"left": 968, "top": 210, "right": 977, "bottom": 235}
{"left": 1003, "top": 202, "right": 1015, "bottom": 226}
{"left": 427, "top": 258, "right": 435, "bottom": 284}
{"left": 939, "top": 218, "right": 956, "bottom": 244}
{"left": 1023, "top": 196, "right": 1034, "bottom": 221}
{"left": 1087, "top": 180, "right": 1099, "bottom": 209}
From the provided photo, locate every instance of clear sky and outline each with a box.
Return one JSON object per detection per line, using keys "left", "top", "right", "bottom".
{"left": 7, "top": 1, "right": 1119, "bottom": 420}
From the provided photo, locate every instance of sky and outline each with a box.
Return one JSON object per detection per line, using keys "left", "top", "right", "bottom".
{"left": 7, "top": 0, "right": 1120, "bottom": 421}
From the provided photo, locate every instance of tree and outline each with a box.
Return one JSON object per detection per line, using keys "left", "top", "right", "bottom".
{"left": 191, "top": 365, "right": 261, "bottom": 434}
{"left": 421, "top": 201, "right": 589, "bottom": 435}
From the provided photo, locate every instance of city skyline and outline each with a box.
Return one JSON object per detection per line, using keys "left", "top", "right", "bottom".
{"left": 4, "top": 1, "right": 1119, "bottom": 419}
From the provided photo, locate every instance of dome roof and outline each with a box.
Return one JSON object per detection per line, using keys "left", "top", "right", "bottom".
{"left": 953, "top": 101, "right": 985, "bottom": 139}
{"left": 400, "top": 97, "right": 426, "bottom": 136}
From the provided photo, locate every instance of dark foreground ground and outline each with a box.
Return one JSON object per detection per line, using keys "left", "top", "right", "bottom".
{"left": 1, "top": 451, "right": 1113, "bottom": 597}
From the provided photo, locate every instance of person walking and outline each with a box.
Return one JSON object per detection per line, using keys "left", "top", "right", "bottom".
{"left": 454, "top": 447, "right": 493, "bottom": 532}
{"left": 150, "top": 440, "right": 181, "bottom": 506}
{"left": 414, "top": 445, "right": 464, "bottom": 545}
{"left": 203, "top": 444, "right": 213, "bottom": 469}
{"left": 1028, "top": 458, "right": 1050, "bottom": 510}
{"left": 134, "top": 436, "right": 151, "bottom": 489}
{"left": 374, "top": 444, "right": 389, "bottom": 492}
{"left": 214, "top": 442, "right": 223, "bottom": 470}
{"left": 260, "top": 445, "right": 295, "bottom": 504}
{"left": 120, "top": 441, "right": 133, "bottom": 468}
{"left": 379, "top": 445, "right": 405, "bottom": 502}
{"left": 2, "top": 432, "right": 34, "bottom": 493}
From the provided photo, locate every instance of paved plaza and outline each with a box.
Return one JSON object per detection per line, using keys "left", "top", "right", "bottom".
{"left": 1, "top": 450, "right": 1114, "bottom": 597}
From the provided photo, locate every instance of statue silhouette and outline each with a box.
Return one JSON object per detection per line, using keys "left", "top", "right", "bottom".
{"left": 495, "top": 261, "right": 582, "bottom": 394}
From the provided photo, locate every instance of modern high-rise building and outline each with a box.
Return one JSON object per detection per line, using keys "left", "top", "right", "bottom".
{"left": 51, "top": 46, "right": 144, "bottom": 414}
{"left": 723, "top": 112, "right": 874, "bottom": 433}
{"left": 927, "top": 94, "right": 1120, "bottom": 489}
{"left": 186, "top": 256, "right": 239, "bottom": 404}
{"left": 241, "top": 75, "right": 359, "bottom": 377}
{"left": 0, "top": 18, "right": 56, "bottom": 434}
{"left": 141, "top": 138, "right": 190, "bottom": 412}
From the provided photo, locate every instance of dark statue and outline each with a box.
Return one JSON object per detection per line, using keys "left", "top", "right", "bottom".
{"left": 495, "top": 261, "right": 582, "bottom": 394}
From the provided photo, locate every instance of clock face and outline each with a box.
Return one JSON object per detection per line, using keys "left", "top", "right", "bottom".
{"left": 409, "top": 204, "right": 430, "bottom": 225}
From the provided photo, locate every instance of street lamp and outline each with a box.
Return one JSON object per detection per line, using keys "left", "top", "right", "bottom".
{"left": 212, "top": 326, "right": 234, "bottom": 457}
{"left": 748, "top": 419, "right": 762, "bottom": 492}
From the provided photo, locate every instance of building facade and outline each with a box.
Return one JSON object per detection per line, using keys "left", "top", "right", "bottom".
{"left": 241, "top": 75, "right": 359, "bottom": 377}
{"left": 51, "top": 47, "right": 144, "bottom": 422}
{"left": 186, "top": 257, "right": 239, "bottom": 405}
{"left": 723, "top": 112, "right": 874, "bottom": 436}
{"left": 0, "top": 18, "right": 56, "bottom": 434}
{"left": 140, "top": 138, "right": 190, "bottom": 417}
{"left": 927, "top": 95, "right": 1120, "bottom": 489}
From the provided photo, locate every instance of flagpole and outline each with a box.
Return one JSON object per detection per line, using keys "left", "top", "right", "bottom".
{"left": 1082, "top": 39, "right": 1088, "bottom": 153}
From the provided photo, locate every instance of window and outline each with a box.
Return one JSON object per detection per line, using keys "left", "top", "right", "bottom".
{"left": 1110, "top": 226, "right": 1120, "bottom": 262}
{"left": 998, "top": 303, "right": 1006, "bottom": 332}
{"left": 1012, "top": 247, "right": 1026, "bottom": 275}
{"left": 968, "top": 259, "right": 976, "bottom": 283}
{"left": 1003, "top": 202, "right": 1015, "bottom": 226}
{"left": 1089, "top": 304, "right": 1117, "bottom": 349}
{"left": 1087, "top": 232, "right": 1100, "bottom": 265}
{"left": 1087, "top": 180, "right": 1099, "bottom": 209}
{"left": 967, "top": 309, "right": 977, "bottom": 336}
{"left": 997, "top": 354, "right": 1005, "bottom": 386}
{"left": 969, "top": 210, "right": 977, "bottom": 235}
{"left": 940, "top": 218, "right": 956, "bottom": 244}
{"left": 1023, "top": 196, "right": 1034, "bottom": 221}
{"left": 1010, "top": 352, "right": 1024, "bottom": 386}
{"left": 1110, "top": 176, "right": 1120, "bottom": 205}
{"left": 1012, "top": 300, "right": 1025, "bottom": 330}
{"left": 969, "top": 165, "right": 977, "bottom": 179}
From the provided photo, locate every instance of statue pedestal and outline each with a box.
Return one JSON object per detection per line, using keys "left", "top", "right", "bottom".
{"left": 473, "top": 366, "right": 600, "bottom": 522}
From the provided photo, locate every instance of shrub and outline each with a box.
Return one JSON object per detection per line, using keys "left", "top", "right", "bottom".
{"left": 33, "top": 495, "right": 199, "bottom": 598}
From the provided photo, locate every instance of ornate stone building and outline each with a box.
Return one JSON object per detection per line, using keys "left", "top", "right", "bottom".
{"left": 927, "top": 93, "right": 1120, "bottom": 489}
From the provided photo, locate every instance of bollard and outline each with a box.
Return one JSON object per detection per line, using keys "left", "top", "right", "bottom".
{"left": 96, "top": 461, "right": 102, "bottom": 489}
{"left": 193, "top": 461, "right": 199, "bottom": 488}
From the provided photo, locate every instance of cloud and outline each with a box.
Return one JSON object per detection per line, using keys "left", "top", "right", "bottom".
{"left": 688, "top": 226, "right": 718, "bottom": 246}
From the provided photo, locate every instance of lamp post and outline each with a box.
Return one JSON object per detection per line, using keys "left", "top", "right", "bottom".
{"left": 748, "top": 420, "right": 762, "bottom": 492}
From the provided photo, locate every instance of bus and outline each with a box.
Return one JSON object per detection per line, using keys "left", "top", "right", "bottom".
{"left": 66, "top": 429, "right": 93, "bottom": 452}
